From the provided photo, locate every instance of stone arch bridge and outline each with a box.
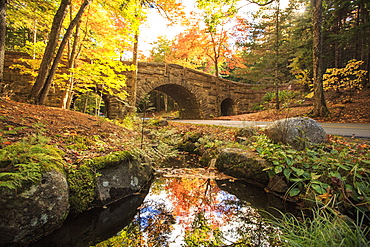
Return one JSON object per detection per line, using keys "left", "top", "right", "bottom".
{"left": 106, "top": 62, "right": 275, "bottom": 119}
{"left": 3, "top": 52, "right": 276, "bottom": 119}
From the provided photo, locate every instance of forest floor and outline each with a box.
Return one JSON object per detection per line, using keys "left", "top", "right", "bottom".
{"left": 0, "top": 99, "right": 140, "bottom": 163}
{"left": 0, "top": 88, "right": 369, "bottom": 155}
{"left": 0, "top": 87, "right": 369, "bottom": 168}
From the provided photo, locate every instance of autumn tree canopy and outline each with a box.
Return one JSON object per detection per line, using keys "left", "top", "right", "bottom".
{"left": 5, "top": 0, "right": 184, "bottom": 108}
{"left": 3, "top": 0, "right": 369, "bottom": 112}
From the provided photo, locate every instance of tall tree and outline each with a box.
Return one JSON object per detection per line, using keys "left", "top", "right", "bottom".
{"left": 311, "top": 0, "right": 329, "bottom": 117}
{"left": 0, "top": 0, "right": 7, "bottom": 89}
{"left": 97, "top": 0, "right": 184, "bottom": 110}
{"left": 60, "top": 5, "right": 82, "bottom": 109}
{"left": 6, "top": 0, "right": 58, "bottom": 50}
{"left": 322, "top": 0, "right": 370, "bottom": 85}
{"left": 149, "top": 36, "right": 172, "bottom": 63}
{"left": 37, "top": 0, "right": 92, "bottom": 105}
{"left": 166, "top": 21, "right": 213, "bottom": 72}
{"left": 28, "top": 0, "right": 72, "bottom": 104}
{"left": 197, "top": 0, "right": 238, "bottom": 77}
{"left": 230, "top": 1, "right": 298, "bottom": 84}
{"left": 134, "top": 0, "right": 184, "bottom": 108}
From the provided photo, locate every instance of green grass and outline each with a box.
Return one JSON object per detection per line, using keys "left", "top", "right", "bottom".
{"left": 268, "top": 208, "right": 369, "bottom": 247}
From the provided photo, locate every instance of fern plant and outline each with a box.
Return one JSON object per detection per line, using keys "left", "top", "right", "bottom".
{"left": 0, "top": 140, "right": 65, "bottom": 192}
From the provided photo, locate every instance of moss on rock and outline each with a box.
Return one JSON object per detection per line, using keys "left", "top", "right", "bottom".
{"left": 0, "top": 142, "right": 66, "bottom": 193}
{"left": 67, "top": 151, "right": 134, "bottom": 213}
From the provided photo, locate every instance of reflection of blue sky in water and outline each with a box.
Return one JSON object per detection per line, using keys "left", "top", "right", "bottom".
{"left": 129, "top": 175, "right": 280, "bottom": 246}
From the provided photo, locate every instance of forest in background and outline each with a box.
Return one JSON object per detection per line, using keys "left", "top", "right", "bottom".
{"left": 0, "top": 1, "right": 370, "bottom": 245}
{"left": 0, "top": 0, "right": 369, "bottom": 116}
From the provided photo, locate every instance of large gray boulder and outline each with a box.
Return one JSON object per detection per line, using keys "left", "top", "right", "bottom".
{"left": 95, "top": 161, "right": 153, "bottom": 206}
{"left": 264, "top": 117, "right": 327, "bottom": 149}
{"left": 0, "top": 169, "right": 69, "bottom": 246}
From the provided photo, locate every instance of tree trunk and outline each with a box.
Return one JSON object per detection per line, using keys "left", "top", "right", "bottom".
{"left": 32, "top": 19, "right": 37, "bottom": 59}
{"left": 214, "top": 54, "right": 219, "bottom": 77}
{"left": 131, "top": 32, "right": 139, "bottom": 111}
{"left": 37, "top": 0, "right": 92, "bottom": 105}
{"left": 209, "top": 32, "right": 219, "bottom": 77}
{"left": 0, "top": 0, "right": 7, "bottom": 88}
{"left": 311, "top": 0, "right": 329, "bottom": 117}
{"left": 274, "top": 0, "right": 280, "bottom": 110}
{"left": 28, "top": 0, "right": 72, "bottom": 104}
{"left": 164, "top": 93, "right": 168, "bottom": 112}
{"left": 61, "top": 7, "right": 82, "bottom": 109}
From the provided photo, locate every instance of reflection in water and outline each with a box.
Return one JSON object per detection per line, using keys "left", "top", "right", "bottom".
{"left": 30, "top": 192, "right": 148, "bottom": 247}
{"left": 96, "top": 171, "right": 281, "bottom": 247}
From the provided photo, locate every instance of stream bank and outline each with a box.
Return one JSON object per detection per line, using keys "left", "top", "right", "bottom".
{"left": 31, "top": 159, "right": 296, "bottom": 247}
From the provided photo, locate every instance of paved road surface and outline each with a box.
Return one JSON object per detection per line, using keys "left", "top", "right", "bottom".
{"left": 171, "top": 120, "right": 370, "bottom": 139}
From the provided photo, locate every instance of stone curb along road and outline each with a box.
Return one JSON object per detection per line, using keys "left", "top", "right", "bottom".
{"left": 171, "top": 120, "right": 370, "bottom": 139}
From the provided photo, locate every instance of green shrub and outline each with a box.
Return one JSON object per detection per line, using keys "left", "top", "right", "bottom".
{"left": 263, "top": 90, "right": 298, "bottom": 103}
{"left": 251, "top": 135, "right": 370, "bottom": 214}
{"left": 251, "top": 103, "right": 266, "bottom": 111}
{"left": 259, "top": 90, "right": 301, "bottom": 109}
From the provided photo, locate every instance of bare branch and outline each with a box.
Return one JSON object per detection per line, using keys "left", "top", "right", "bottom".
{"left": 246, "top": 0, "right": 275, "bottom": 6}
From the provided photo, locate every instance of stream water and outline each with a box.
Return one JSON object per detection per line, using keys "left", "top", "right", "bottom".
{"left": 31, "top": 167, "right": 293, "bottom": 247}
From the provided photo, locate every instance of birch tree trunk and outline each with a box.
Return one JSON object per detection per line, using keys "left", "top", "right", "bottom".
{"left": 61, "top": 17, "right": 81, "bottom": 109}
{"left": 131, "top": 32, "right": 139, "bottom": 111}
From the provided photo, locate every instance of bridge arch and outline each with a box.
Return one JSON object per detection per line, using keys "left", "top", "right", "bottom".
{"left": 137, "top": 78, "right": 206, "bottom": 119}
{"left": 150, "top": 84, "right": 201, "bottom": 119}
{"left": 220, "top": 98, "right": 235, "bottom": 116}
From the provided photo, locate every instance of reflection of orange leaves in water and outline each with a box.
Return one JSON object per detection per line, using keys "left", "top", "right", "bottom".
{"left": 163, "top": 175, "right": 237, "bottom": 229}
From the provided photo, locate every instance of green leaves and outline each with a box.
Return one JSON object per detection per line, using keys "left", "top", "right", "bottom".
{"left": 67, "top": 59, "right": 133, "bottom": 101}
{"left": 288, "top": 188, "right": 300, "bottom": 197}
{"left": 310, "top": 181, "right": 329, "bottom": 195}
{"left": 0, "top": 141, "right": 65, "bottom": 192}
{"left": 251, "top": 134, "right": 370, "bottom": 210}
{"left": 291, "top": 167, "right": 304, "bottom": 177}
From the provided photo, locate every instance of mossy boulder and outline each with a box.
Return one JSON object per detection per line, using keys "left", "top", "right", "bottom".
{"left": 178, "top": 132, "right": 202, "bottom": 153}
{"left": 0, "top": 169, "right": 69, "bottom": 246}
{"left": 216, "top": 148, "right": 270, "bottom": 186}
{"left": 0, "top": 142, "right": 69, "bottom": 246}
{"left": 235, "top": 127, "right": 259, "bottom": 139}
{"left": 68, "top": 151, "right": 154, "bottom": 212}
{"left": 95, "top": 160, "right": 153, "bottom": 206}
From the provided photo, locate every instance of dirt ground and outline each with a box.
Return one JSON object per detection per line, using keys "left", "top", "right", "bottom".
{"left": 0, "top": 88, "right": 369, "bottom": 147}
{"left": 0, "top": 99, "right": 140, "bottom": 164}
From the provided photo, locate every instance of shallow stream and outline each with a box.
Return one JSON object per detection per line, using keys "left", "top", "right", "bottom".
{"left": 31, "top": 167, "right": 293, "bottom": 247}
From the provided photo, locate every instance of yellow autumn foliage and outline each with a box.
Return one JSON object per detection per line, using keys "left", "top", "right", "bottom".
{"left": 323, "top": 59, "right": 367, "bottom": 93}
